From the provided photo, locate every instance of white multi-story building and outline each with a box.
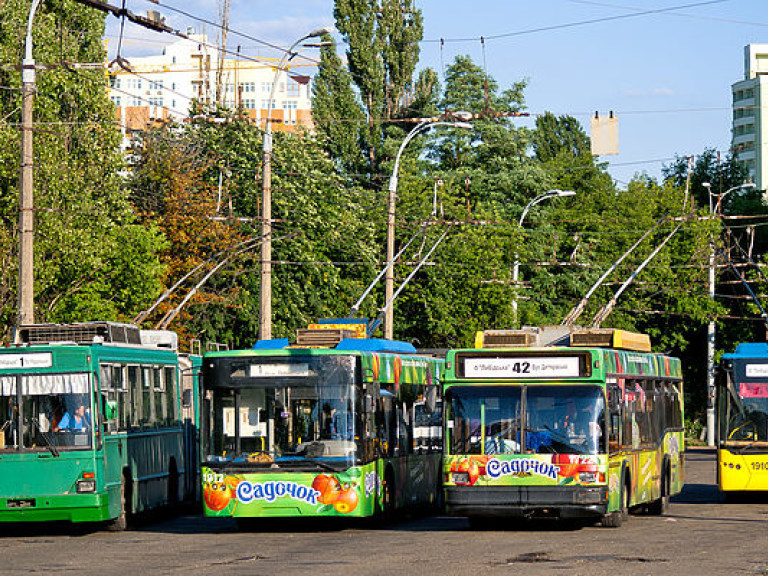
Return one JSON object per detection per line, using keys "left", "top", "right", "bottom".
{"left": 731, "top": 44, "right": 768, "bottom": 191}
{"left": 108, "top": 32, "right": 315, "bottom": 145}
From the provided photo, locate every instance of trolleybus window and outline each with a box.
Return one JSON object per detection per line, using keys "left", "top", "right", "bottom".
{"left": 0, "top": 373, "right": 92, "bottom": 450}
{"left": 205, "top": 355, "right": 362, "bottom": 468}
{"left": 446, "top": 385, "right": 604, "bottom": 456}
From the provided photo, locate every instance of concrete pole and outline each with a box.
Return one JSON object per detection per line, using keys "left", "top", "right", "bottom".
{"left": 259, "top": 29, "right": 330, "bottom": 341}
{"left": 383, "top": 120, "right": 472, "bottom": 339}
{"left": 18, "top": 0, "right": 43, "bottom": 330}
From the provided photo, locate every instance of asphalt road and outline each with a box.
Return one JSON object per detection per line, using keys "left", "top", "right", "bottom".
{"left": 1, "top": 448, "right": 766, "bottom": 576}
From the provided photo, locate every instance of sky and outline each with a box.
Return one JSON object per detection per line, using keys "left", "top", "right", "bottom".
{"left": 104, "top": 0, "right": 768, "bottom": 187}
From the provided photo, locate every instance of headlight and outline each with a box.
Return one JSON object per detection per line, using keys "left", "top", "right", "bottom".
{"left": 579, "top": 472, "right": 598, "bottom": 483}
{"left": 451, "top": 472, "right": 470, "bottom": 484}
{"left": 76, "top": 479, "right": 96, "bottom": 493}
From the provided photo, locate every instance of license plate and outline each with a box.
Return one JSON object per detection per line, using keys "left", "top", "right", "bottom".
{"left": 6, "top": 499, "right": 35, "bottom": 508}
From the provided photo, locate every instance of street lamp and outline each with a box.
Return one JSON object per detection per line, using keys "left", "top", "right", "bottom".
{"left": 259, "top": 27, "right": 332, "bottom": 341}
{"left": 702, "top": 181, "right": 755, "bottom": 447}
{"left": 512, "top": 189, "right": 576, "bottom": 326}
{"left": 383, "top": 118, "right": 473, "bottom": 340}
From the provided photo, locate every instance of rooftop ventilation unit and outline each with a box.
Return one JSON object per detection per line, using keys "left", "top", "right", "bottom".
{"left": 18, "top": 322, "right": 142, "bottom": 346}
{"left": 477, "top": 326, "right": 573, "bottom": 348}
{"left": 295, "top": 328, "right": 356, "bottom": 348}
{"left": 570, "top": 328, "right": 651, "bottom": 353}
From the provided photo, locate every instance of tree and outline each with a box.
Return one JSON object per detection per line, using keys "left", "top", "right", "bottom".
{"left": 312, "top": 33, "right": 366, "bottom": 178}
{"left": 332, "top": 0, "right": 424, "bottom": 183}
{"left": 0, "top": 0, "right": 165, "bottom": 339}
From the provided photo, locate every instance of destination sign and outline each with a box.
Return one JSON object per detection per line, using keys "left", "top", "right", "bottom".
{"left": 746, "top": 364, "right": 768, "bottom": 378}
{"left": 463, "top": 356, "right": 581, "bottom": 379}
{"left": 0, "top": 352, "right": 52, "bottom": 370}
{"left": 249, "top": 363, "right": 309, "bottom": 378}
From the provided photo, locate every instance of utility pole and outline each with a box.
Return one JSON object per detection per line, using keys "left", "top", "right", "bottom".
{"left": 18, "top": 0, "right": 43, "bottom": 330}
{"left": 259, "top": 28, "right": 330, "bottom": 341}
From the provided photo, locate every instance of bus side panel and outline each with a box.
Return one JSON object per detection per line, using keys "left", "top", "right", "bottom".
{"left": 667, "top": 430, "right": 685, "bottom": 496}
{"left": 102, "top": 433, "right": 127, "bottom": 519}
{"left": 127, "top": 429, "right": 183, "bottom": 513}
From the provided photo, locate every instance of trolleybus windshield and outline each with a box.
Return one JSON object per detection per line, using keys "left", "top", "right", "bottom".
{"left": 0, "top": 373, "right": 92, "bottom": 451}
{"left": 447, "top": 385, "right": 604, "bottom": 456}
{"left": 725, "top": 360, "right": 768, "bottom": 444}
{"left": 205, "top": 355, "right": 361, "bottom": 469}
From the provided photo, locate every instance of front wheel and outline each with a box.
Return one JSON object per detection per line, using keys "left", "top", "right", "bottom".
{"left": 601, "top": 480, "right": 630, "bottom": 528}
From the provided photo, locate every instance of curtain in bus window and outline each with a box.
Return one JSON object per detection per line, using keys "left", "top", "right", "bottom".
{"left": 0, "top": 376, "right": 16, "bottom": 396}
{"left": 24, "top": 374, "right": 88, "bottom": 395}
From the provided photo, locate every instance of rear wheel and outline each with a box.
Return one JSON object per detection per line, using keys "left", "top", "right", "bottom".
{"left": 647, "top": 466, "right": 669, "bottom": 515}
{"left": 106, "top": 476, "right": 130, "bottom": 532}
{"left": 381, "top": 469, "right": 396, "bottom": 523}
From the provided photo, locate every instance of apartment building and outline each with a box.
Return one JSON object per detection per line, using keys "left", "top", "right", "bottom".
{"left": 108, "top": 31, "right": 315, "bottom": 147}
{"left": 731, "top": 44, "right": 768, "bottom": 191}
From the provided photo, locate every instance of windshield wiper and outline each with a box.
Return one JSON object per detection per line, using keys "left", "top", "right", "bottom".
{"left": 33, "top": 417, "right": 60, "bottom": 457}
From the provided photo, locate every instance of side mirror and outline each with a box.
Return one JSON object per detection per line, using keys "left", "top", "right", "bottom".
{"left": 103, "top": 400, "right": 118, "bottom": 421}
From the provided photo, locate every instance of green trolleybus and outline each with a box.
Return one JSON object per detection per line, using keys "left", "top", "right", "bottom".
{"left": 200, "top": 320, "right": 444, "bottom": 523}
{"left": 0, "top": 322, "right": 197, "bottom": 529}
{"left": 443, "top": 327, "right": 684, "bottom": 527}
{"left": 718, "top": 343, "right": 768, "bottom": 493}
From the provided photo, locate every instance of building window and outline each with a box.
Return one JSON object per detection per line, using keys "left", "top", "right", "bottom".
{"left": 286, "top": 79, "right": 300, "bottom": 97}
{"left": 261, "top": 99, "right": 276, "bottom": 110}
{"left": 110, "top": 76, "right": 120, "bottom": 89}
{"left": 261, "top": 81, "right": 273, "bottom": 94}
{"left": 240, "top": 82, "right": 255, "bottom": 93}
{"left": 111, "top": 95, "right": 121, "bottom": 106}
{"left": 149, "top": 97, "right": 163, "bottom": 107}
{"left": 243, "top": 98, "right": 255, "bottom": 109}
{"left": 283, "top": 100, "right": 298, "bottom": 125}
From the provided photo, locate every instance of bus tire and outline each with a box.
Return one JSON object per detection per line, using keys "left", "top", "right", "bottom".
{"left": 106, "top": 475, "right": 131, "bottom": 532}
{"left": 167, "top": 459, "right": 179, "bottom": 510}
{"left": 647, "top": 462, "right": 669, "bottom": 515}
{"left": 381, "top": 468, "right": 396, "bottom": 523}
{"left": 601, "top": 475, "right": 630, "bottom": 528}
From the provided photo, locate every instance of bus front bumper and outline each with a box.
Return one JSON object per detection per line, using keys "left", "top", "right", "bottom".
{"left": 0, "top": 493, "right": 110, "bottom": 523}
{"left": 445, "top": 485, "right": 609, "bottom": 519}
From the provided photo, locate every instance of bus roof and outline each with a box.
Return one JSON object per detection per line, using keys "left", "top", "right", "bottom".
{"left": 721, "top": 342, "right": 768, "bottom": 360}
{"left": 211, "top": 338, "right": 419, "bottom": 357}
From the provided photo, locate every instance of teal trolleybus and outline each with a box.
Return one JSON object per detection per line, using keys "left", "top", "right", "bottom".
{"left": 718, "top": 343, "right": 768, "bottom": 493}
{"left": 443, "top": 328, "right": 684, "bottom": 527}
{"left": 0, "top": 322, "right": 197, "bottom": 529}
{"left": 200, "top": 321, "right": 444, "bottom": 523}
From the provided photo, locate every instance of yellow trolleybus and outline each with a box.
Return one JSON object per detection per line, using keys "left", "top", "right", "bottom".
{"left": 718, "top": 343, "right": 768, "bottom": 492}
{"left": 443, "top": 327, "right": 684, "bottom": 527}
